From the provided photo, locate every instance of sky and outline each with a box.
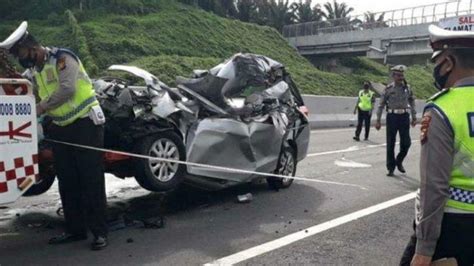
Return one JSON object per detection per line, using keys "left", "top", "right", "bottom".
{"left": 290, "top": 0, "right": 468, "bottom": 16}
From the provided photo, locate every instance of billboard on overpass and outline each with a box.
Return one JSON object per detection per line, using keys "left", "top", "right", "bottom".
{"left": 440, "top": 15, "right": 474, "bottom": 31}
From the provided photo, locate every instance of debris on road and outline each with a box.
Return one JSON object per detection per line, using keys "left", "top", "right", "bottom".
{"left": 237, "top": 193, "right": 253, "bottom": 203}
{"left": 27, "top": 223, "right": 44, "bottom": 228}
{"left": 126, "top": 238, "right": 134, "bottom": 243}
{"left": 142, "top": 217, "right": 165, "bottom": 229}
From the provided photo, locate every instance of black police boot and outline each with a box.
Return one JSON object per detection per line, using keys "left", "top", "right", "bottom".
{"left": 48, "top": 233, "right": 87, "bottom": 245}
{"left": 397, "top": 163, "right": 406, "bottom": 173}
{"left": 91, "top": 236, "right": 108, "bottom": 251}
{"left": 353, "top": 136, "right": 360, "bottom": 141}
{"left": 387, "top": 169, "right": 395, "bottom": 177}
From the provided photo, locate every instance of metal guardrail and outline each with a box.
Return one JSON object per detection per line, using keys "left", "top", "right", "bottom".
{"left": 283, "top": 0, "right": 473, "bottom": 37}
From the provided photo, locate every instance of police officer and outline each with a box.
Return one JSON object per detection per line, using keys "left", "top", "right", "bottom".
{"left": 353, "top": 81, "right": 375, "bottom": 141}
{"left": 400, "top": 23, "right": 474, "bottom": 266}
{"left": 0, "top": 22, "right": 108, "bottom": 250}
{"left": 375, "top": 65, "right": 417, "bottom": 176}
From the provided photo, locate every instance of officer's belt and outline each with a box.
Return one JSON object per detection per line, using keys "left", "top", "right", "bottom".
{"left": 387, "top": 108, "right": 409, "bottom": 114}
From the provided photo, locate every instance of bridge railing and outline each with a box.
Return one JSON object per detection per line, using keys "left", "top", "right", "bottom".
{"left": 283, "top": 0, "right": 473, "bottom": 38}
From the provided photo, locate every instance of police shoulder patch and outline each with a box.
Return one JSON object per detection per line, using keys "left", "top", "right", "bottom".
{"left": 420, "top": 112, "right": 432, "bottom": 145}
{"left": 57, "top": 56, "right": 67, "bottom": 71}
{"left": 428, "top": 88, "right": 450, "bottom": 102}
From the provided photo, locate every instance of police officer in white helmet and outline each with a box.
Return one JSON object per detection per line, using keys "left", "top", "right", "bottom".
{"left": 0, "top": 22, "right": 108, "bottom": 250}
{"left": 400, "top": 20, "right": 474, "bottom": 266}
{"left": 375, "top": 65, "right": 417, "bottom": 176}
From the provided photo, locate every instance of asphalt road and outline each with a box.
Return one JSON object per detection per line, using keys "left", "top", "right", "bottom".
{"left": 0, "top": 126, "right": 421, "bottom": 265}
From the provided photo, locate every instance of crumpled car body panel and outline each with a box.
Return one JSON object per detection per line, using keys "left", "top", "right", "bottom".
{"left": 176, "top": 53, "right": 310, "bottom": 186}
{"left": 100, "top": 54, "right": 310, "bottom": 188}
{"left": 185, "top": 118, "right": 283, "bottom": 182}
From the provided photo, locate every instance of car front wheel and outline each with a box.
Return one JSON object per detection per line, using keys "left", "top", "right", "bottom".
{"left": 134, "top": 131, "right": 186, "bottom": 192}
{"left": 267, "top": 146, "right": 296, "bottom": 190}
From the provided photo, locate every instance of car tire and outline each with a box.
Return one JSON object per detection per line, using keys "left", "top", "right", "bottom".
{"left": 134, "top": 131, "right": 186, "bottom": 192}
{"left": 267, "top": 146, "right": 296, "bottom": 190}
{"left": 23, "top": 163, "right": 56, "bottom": 197}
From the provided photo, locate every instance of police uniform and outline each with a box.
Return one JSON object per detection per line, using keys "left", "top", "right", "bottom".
{"left": 400, "top": 23, "right": 474, "bottom": 265}
{"left": 354, "top": 88, "right": 375, "bottom": 140}
{"left": 0, "top": 22, "right": 108, "bottom": 249}
{"left": 376, "top": 65, "right": 416, "bottom": 175}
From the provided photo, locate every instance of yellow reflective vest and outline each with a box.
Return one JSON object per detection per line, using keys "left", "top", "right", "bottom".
{"left": 427, "top": 86, "right": 474, "bottom": 212}
{"left": 358, "top": 90, "right": 374, "bottom": 111}
{"left": 34, "top": 48, "right": 98, "bottom": 126}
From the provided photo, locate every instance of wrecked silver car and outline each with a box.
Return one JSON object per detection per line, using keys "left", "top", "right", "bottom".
{"left": 35, "top": 54, "right": 310, "bottom": 195}
{"left": 173, "top": 53, "right": 310, "bottom": 190}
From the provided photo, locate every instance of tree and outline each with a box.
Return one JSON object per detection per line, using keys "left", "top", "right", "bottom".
{"left": 292, "top": 0, "right": 324, "bottom": 23}
{"left": 197, "top": 0, "right": 215, "bottom": 12}
{"left": 252, "top": 0, "right": 271, "bottom": 25}
{"left": 322, "top": 0, "right": 354, "bottom": 26}
{"left": 362, "top": 12, "right": 388, "bottom": 29}
{"left": 218, "top": 0, "right": 238, "bottom": 18}
{"left": 267, "top": 0, "right": 297, "bottom": 32}
{"left": 236, "top": 0, "right": 257, "bottom": 22}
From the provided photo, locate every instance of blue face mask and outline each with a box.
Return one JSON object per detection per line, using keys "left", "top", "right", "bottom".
{"left": 433, "top": 58, "right": 453, "bottom": 90}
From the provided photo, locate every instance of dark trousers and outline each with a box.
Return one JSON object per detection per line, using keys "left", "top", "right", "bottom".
{"left": 50, "top": 118, "right": 107, "bottom": 237}
{"left": 400, "top": 214, "right": 474, "bottom": 266}
{"left": 355, "top": 108, "right": 371, "bottom": 139}
{"left": 386, "top": 113, "right": 411, "bottom": 171}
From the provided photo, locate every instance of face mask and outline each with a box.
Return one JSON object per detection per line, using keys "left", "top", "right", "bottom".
{"left": 19, "top": 57, "right": 35, "bottom": 69}
{"left": 18, "top": 48, "right": 37, "bottom": 69}
{"left": 433, "top": 58, "right": 452, "bottom": 90}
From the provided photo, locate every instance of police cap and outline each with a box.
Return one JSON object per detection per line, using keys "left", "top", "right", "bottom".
{"left": 390, "top": 65, "right": 407, "bottom": 73}
{"left": 429, "top": 16, "right": 474, "bottom": 60}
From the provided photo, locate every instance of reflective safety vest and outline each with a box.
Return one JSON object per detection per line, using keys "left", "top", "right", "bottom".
{"left": 427, "top": 86, "right": 474, "bottom": 212}
{"left": 358, "top": 90, "right": 374, "bottom": 111}
{"left": 34, "top": 48, "right": 98, "bottom": 126}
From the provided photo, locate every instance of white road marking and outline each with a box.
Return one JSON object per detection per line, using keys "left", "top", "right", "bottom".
{"left": 205, "top": 192, "right": 416, "bottom": 266}
{"left": 334, "top": 158, "right": 372, "bottom": 168}
{"left": 306, "top": 140, "right": 419, "bottom": 158}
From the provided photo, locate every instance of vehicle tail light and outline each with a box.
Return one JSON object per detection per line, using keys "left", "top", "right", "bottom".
{"left": 104, "top": 152, "right": 130, "bottom": 162}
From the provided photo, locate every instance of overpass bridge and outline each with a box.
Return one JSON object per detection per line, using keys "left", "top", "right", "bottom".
{"left": 283, "top": 1, "right": 473, "bottom": 66}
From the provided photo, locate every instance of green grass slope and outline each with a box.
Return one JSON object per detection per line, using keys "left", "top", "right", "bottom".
{"left": 0, "top": 1, "right": 436, "bottom": 98}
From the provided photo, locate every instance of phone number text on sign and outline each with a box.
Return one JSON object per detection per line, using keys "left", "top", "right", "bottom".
{"left": 0, "top": 103, "right": 32, "bottom": 116}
